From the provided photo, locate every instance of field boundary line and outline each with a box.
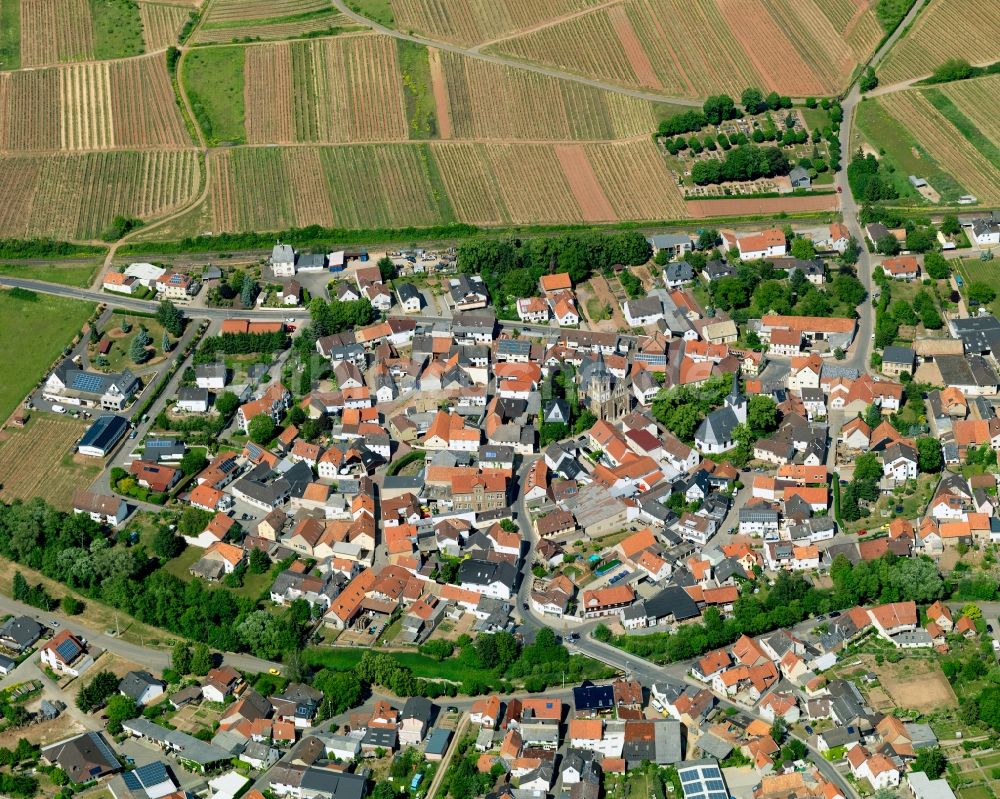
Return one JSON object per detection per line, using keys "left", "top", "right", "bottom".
{"left": 471, "top": 0, "right": 625, "bottom": 52}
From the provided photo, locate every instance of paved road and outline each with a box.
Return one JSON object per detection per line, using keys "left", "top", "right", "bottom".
{"left": 0, "top": 277, "right": 311, "bottom": 320}
{"left": 0, "top": 593, "right": 281, "bottom": 674}
{"left": 834, "top": 0, "right": 930, "bottom": 375}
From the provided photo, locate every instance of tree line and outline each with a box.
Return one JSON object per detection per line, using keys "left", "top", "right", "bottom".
{"left": 456, "top": 231, "right": 651, "bottom": 306}
{"left": 597, "top": 554, "right": 944, "bottom": 663}
{"left": 0, "top": 497, "right": 310, "bottom": 659}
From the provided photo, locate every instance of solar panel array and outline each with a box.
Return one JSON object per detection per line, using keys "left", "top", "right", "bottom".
{"left": 55, "top": 637, "right": 81, "bottom": 663}
{"left": 678, "top": 762, "right": 729, "bottom": 799}
{"left": 71, "top": 372, "right": 109, "bottom": 393}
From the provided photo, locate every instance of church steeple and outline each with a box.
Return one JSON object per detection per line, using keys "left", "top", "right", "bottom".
{"left": 725, "top": 369, "right": 747, "bottom": 424}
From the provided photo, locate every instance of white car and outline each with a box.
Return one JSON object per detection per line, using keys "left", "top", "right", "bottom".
{"left": 285, "top": 317, "right": 295, "bottom": 323}
{"left": 51, "top": 404, "right": 66, "bottom": 414}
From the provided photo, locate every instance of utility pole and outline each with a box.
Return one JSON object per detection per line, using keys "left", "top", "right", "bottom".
{"left": 115, "top": 612, "right": 120, "bottom": 638}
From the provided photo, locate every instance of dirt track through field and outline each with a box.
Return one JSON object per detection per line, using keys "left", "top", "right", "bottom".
{"left": 554, "top": 143, "right": 615, "bottom": 221}
{"left": 428, "top": 48, "right": 452, "bottom": 139}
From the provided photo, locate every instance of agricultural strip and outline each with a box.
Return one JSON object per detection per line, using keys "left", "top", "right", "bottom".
{"left": 0, "top": 68, "right": 61, "bottom": 151}
{"left": 686, "top": 194, "right": 841, "bottom": 217}
{"left": 183, "top": 46, "right": 246, "bottom": 144}
{"left": 0, "top": 150, "right": 201, "bottom": 239}
{"left": 487, "top": 0, "right": 877, "bottom": 97}
{"left": 19, "top": 0, "right": 94, "bottom": 67}
{"left": 935, "top": 75, "right": 1000, "bottom": 155}
{"left": 437, "top": 49, "right": 666, "bottom": 140}
{"left": 879, "top": 0, "right": 1000, "bottom": 84}
{"left": 243, "top": 35, "right": 408, "bottom": 144}
{"left": 389, "top": 0, "right": 605, "bottom": 47}
{"left": 554, "top": 143, "right": 615, "bottom": 221}
{"left": 878, "top": 90, "right": 1000, "bottom": 203}
{"left": 923, "top": 89, "right": 1000, "bottom": 172}
{"left": 191, "top": 12, "right": 354, "bottom": 43}
{"left": 397, "top": 40, "right": 436, "bottom": 139}
{"left": 139, "top": 2, "right": 190, "bottom": 50}
{"left": 0, "top": 291, "right": 94, "bottom": 422}
{"left": 427, "top": 48, "right": 451, "bottom": 139}
{"left": 208, "top": 145, "right": 447, "bottom": 232}
{"left": 0, "top": 0, "right": 20, "bottom": 70}
{"left": 89, "top": 0, "right": 145, "bottom": 59}
{"left": 0, "top": 415, "right": 102, "bottom": 510}
{"left": 1, "top": 55, "right": 190, "bottom": 152}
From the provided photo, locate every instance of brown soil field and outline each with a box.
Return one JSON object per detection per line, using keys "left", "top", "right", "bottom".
{"left": 554, "top": 143, "right": 616, "bottom": 222}
{"left": 873, "top": 657, "right": 958, "bottom": 714}
{"left": 427, "top": 48, "right": 452, "bottom": 139}
{"left": 687, "top": 194, "right": 839, "bottom": 217}
{"left": 0, "top": 416, "right": 101, "bottom": 510}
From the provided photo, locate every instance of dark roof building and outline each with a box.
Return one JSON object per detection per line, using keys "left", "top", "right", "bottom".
{"left": 42, "top": 732, "right": 121, "bottom": 783}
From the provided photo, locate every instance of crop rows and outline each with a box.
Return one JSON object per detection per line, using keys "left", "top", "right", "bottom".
{"left": 717, "top": 0, "right": 825, "bottom": 96}
{"left": 880, "top": 0, "right": 1000, "bottom": 84}
{"left": 0, "top": 157, "right": 42, "bottom": 236}
{"left": 245, "top": 43, "right": 295, "bottom": 143}
{"left": 941, "top": 75, "right": 1000, "bottom": 145}
{"left": 491, "top": 9, "right": 646, "bottom": 88}
{"left": 431, "top": 144, "right": 508, "bottom": 224}
{"left": 245, "top": 36, "right": 407, "bottom": 144}
{"left": 879, "top": 91, "right": 1000, "bottom": 203}
{"left": 210, "top": 145, "right": 444, "bottom": 232}
{"left": 488, "top": 0, "right": 872, "bottom": 97}
{"left": 60, "top": 63, "right": 114, "bottom": 151}
{"left": 390, "top": 0, "right": 603, "bottom": 46}
{"left": 205, "top": 0, "right": 330, "bottom": 23}
{"left": 758, "top": 0, "right": 855, "bottom": 92}
{"left": 192, "top": 12, "right": 351, "bottom": 43}
{"left": 5, "top": 150, "right": 201, "bottom": 238}
{"left": 438, "top": 51, "right": 656, "bottom": 140}
{"left": 0, "top": 69, "right": 61, "bottom": 151}
{"left": 139, "top": 3, "right": 190, "bottom": 51}
{"left": 591, "top": 139, "right": 687, "bottom": 219}
{"left": 20, "top": 0, "right": 94, "bottom": 66}
{"left": 3, "top": 55, "right": 190, "bottom": 152}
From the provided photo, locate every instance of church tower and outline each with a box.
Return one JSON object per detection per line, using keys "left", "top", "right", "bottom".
{"left": 725, "top": 369, "right": 747, "bottom": 424}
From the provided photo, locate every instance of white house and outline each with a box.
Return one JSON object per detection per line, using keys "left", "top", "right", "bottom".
{"left": 73, "top": 490, "right": 127, "bottom": 527}
{"left": 736, "top": 229, "right": 786, "bottom": 261}
{"left": 39, "top": 631, "right": 93, "bottom": 677}
{"left": 271, "top": 244, "right": 296, "bottom": 277}
{"left": 882, "top": 442, "right": 918, "bottom": 482}
{"left": 623, "top": 296, "right": 664, "bottom": 327}
{"left": 970, "top": 219, "right": 1000, "bottom": 247}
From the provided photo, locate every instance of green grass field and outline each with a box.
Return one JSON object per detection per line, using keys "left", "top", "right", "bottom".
{"left": 0, "top": 291, "right": 94, "bottom": 422}
{"left": 90, "top": 0, "right": 145, "bottom": 59}
{"left": 397, "top": 41, "right": 435, "bottom": 139}
{"left": 345, "top": 0, "right": 392, "bottom": 26}
{"left": 93, "top": 313, "right": 172, "bottom": 371}
{"left": 0, "top": 0, "right": 20, "bottom": 70}
{"left": 957, "top": 259, "right": 1000, "bottom": 317}
{"left": 183, "top": 47, "right": 246, "bottom": 145}
{"left": 854, "top": 97, "right": 965, "bottom": 202}
{"left": 0, "top": 261, "right": 100, "bottom": 288}
{"left": 957, "top": 787, "right": 993, "bottom": 799}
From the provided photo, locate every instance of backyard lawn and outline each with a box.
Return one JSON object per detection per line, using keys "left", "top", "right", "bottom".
{"left": 957, "top": 259, "right": 1000, "bottom": 318}
{"left": 0, "top": 290, "right": 94, "bottom": 421}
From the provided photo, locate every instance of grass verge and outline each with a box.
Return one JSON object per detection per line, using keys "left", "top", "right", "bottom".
{"left": 182, "top": 46, "right": 246, "bottom": 145}
{"left": 397, "top": 41, "right": 436, "bottom": 139}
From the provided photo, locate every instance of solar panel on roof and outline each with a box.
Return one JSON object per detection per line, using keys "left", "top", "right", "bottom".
{"left": 72, "top": 373, "right": 107, "bottom": 392}
{"left": 55, "top": 638, "right": 80, "bottom": 662}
